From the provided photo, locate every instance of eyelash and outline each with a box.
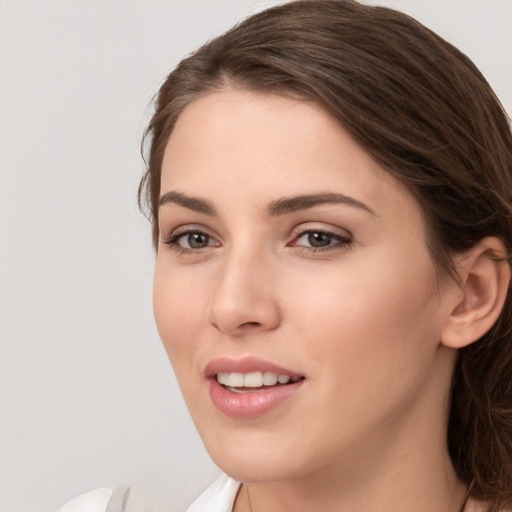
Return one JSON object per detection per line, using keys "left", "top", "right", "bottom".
{"left": 162, "top": 229, "right": 218, "bottom": 255}
{"left": 290, "top": 228, "right": 352, "bottom": 252}
{"left": 161, "top": 227, "right": 352, "bottom": 255}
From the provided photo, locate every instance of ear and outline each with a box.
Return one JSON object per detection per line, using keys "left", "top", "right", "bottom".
{"left": 441, "top": 237, "right": 511, "bottom": 349}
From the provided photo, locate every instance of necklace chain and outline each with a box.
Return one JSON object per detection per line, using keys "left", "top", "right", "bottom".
{"left": 245, "top": 479, "right": 475, "bottom": 512}
{"left": 246, "top": 483, "right": 253, "bottom": 512}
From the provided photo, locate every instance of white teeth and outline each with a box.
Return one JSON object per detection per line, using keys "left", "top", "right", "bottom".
{"left": 262, "top": 372, "right": 278, "bottom": 386}
{"left": 227, "top": 372, "right": 244, "bottom": 387}
{"left": 217, "top": 372, "right": 229, "bottom": 385}
{"left": 216, "top": 371, "right": 300, "bottom": 388}
{"left": 244, "top": 372, "right": 263, "bottom": 387}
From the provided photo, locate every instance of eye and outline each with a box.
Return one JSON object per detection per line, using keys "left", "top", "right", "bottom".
{"left": 291, "top": 229, "right": 352, "bottom": 250}
{"left": 162, "top": 229, "right": 219, "bottom": 251}
{"left": 179, "top": 232, "right": 213, "bottom": 249}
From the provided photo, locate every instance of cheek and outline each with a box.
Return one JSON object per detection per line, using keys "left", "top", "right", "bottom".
{"left": 290, "top": 249, "right": 440, "bottom": 379}
{"left": 284, "top": 253, "right": 443, "bottom": 445}
{"left": 153, "top": 263, "right": 206, "bottom": 372}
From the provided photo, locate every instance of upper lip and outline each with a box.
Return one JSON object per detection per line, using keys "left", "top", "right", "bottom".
{"left": 204, "top": 356, "right": 304, "bottom": 378}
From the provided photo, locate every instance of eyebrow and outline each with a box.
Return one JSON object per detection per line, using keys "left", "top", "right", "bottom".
{"left": 159, "top": 191, "right": 217, "bottom": 216}
{"left": 267, "top": 192, "right": 376, "bottom": 216}
{"left": 158, "top": 190, "right": 375, "bottom": 217}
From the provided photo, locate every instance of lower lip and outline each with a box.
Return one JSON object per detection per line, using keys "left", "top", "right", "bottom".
{"left": 209, "top": 378, "right": 304, "bottom": 418}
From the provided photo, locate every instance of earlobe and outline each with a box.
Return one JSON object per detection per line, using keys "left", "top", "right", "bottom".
{"left": 441, "top": 237, "right": 511, "bottom": 349}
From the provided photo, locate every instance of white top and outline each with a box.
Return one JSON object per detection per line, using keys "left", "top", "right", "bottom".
{"left": 186, "top": 474, "right": 242, "bottom": 512}
{"left": 56, "top": 476, "right": 239, "bottom": 512}
{"left": 56, "top": 487, "right": 129, "bottom": 512}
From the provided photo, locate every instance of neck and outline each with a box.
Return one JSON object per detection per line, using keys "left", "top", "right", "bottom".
{"left": 242, "top": 481, "right": 474, "bottom": 512}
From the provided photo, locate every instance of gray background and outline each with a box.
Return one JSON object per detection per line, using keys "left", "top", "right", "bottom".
{"left": 1, "top": 1, "right": 511, "bottom": 511}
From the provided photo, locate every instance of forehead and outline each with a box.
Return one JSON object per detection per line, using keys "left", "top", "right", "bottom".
{"left": 161, "top": 88, "right": 419, "bottom": 220}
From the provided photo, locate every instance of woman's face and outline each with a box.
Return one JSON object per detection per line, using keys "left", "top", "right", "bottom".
{"left": 154, "top": 89, "right": 458, "bottom": 483}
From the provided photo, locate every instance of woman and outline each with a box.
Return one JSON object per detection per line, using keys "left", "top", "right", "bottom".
{"left": 138, "top": 1, "right": 512, "bottom": 511}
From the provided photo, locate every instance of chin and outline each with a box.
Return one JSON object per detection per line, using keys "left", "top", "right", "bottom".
{"left": 215, "top": 455, "right": 299, "bottom": 483}
{"left": 201, "top": 430, "right": 313, "bottom": 483}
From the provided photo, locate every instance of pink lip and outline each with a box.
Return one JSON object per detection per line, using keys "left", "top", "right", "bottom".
{"left": 204, "top": 356, "right": 302, "bottom": 378}
{"left": 205, "top": 356, "right": 305, "bottom": 419}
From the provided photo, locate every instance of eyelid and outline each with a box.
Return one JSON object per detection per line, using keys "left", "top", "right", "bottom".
{"left": 160, "top": 224, "right": 221, "bottom": 251}
{"left": 161, "top": 223, "right": 215, "bottom": 240}
{"left": 290, "top": 222, "right": 352, "bottom": 240}
{"left": 288, "top": 224, "right": 353, "bottom": 251}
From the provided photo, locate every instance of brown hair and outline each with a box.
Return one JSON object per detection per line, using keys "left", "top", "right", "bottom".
{"left": 139, "top": 1, "right": 512, "bottom": 509}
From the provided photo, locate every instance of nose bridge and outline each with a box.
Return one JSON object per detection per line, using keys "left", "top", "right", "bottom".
{"left": 208, "top": 240, "right": 280, "bottom": 335}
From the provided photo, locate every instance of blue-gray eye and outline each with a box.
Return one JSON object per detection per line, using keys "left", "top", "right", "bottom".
{"left": 180, "top": 232, "right": 212, "bottom": 249}
{"left": 293, "top": 230, "right": 352, "bottom": 250}
{"left": 163, "top": 230, "right": 217, "bottom": 250}
{"left": 305, "top": 231, "right": 332, "bottom": 247}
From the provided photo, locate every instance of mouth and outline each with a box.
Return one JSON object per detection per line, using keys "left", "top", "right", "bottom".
{"left": 205, "top": 357, "right": 306, "bottom": 418}
{"left": 216, "top": 371, "right": 304, "bottom": 393}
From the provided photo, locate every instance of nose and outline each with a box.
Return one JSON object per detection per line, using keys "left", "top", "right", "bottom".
{"left": 207, "top": 250, "right": 281, "bottom": 337}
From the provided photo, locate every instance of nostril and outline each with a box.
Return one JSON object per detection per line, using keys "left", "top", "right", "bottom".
{"left": 237, "top": 321, "right": 265, "bottom": 331}
{"left": 210, "top": 320, "right": 261, "bottom": 331}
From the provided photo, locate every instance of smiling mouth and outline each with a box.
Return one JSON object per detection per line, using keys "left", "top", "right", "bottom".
{"left": 216, "top": 371, "right": 305, "bottom": 393}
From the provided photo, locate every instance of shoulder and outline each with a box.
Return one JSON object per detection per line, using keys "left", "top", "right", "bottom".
{"left": 186, "top": 474, "right": 242, "bottom": 512}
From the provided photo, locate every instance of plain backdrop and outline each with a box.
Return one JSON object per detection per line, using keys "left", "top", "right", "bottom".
{"left": 1, "top": 1, "right": 511, "bottom": 511}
